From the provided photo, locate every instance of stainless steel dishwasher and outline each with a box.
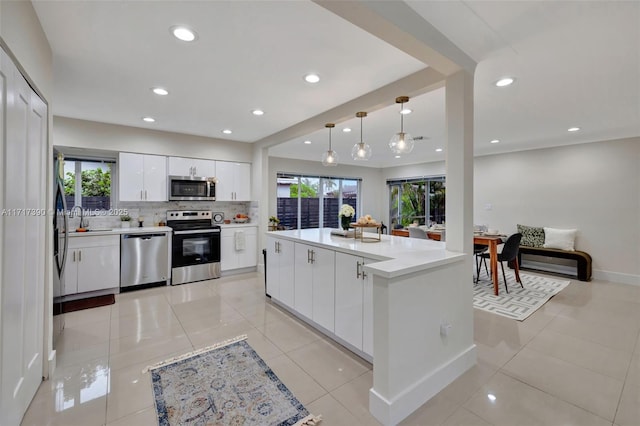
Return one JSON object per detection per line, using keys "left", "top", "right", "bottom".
{"left": 120, "top": 232, "right": 170, "bottom": 288}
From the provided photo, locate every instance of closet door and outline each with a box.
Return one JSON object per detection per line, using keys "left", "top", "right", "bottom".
{"left": 0, "top": 48, "right": 47, "bottom": 425}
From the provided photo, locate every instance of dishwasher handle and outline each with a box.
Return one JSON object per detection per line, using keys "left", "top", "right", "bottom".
{"left": 122, "top": 233, "right": 167, "bottom": 240}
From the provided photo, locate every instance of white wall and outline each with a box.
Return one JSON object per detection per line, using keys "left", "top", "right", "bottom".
{"left": 54, "top": 116, "right": 253, "bottom": 163}
{"left": 267, "top": 156, "right": 385, "bottom": 224}
{"left": 473, "top": 137, "right": 639, "bottom": 284}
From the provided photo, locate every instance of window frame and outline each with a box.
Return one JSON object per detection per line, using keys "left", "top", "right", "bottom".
{"left": 63, "top": 156, "right": 117, "bottom": 214}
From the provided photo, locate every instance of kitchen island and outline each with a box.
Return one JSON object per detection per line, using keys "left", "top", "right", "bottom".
{"left": 266, "top": 228, "right": 475, "bottom": 425}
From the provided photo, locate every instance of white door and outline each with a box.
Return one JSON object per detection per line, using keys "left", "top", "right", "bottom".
{"left": 193, "top": 158, "right": 216, "bottom": 177}
{"left": 220, "top": 229, "right": 237, "bottom": 271}
{"left": 168, "top": 156, "right": 193, "bottom": 176}
{"left": 1, "top": 48, "right": 47, "bottom": 425}
{"left": 142, "top": 154, "right": 167, "bottom": 201}
{"left": 312, "top": 247, "right": 335, "bottom": 332}
{"left": 276, "top": 239, "right": 295, "bottom": 308}
{"left": 233, "top": 162, "right": 251, "bottom": 201}
{"left": 118, "top": 152, "right": 144, "bottom": 201}
{"left": 266, "top": 237, "right": 279, "bottom": 298}
{"left": 294, "top": 243, "right": 313, "bottom": 319}
{"left": 77, "top": 244, "right": 120, "bottom": 293}
{"left": 334, "top": 252, "right": 364, "bottom": 350}
{"left": 215, "top": 161, "right": 234, "bottom": 201}
{"left": 362, "top": 258, "right": 374, "bottom": 357}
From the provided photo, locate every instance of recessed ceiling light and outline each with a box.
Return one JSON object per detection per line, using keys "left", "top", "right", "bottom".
{"left": 252, "top": 109, "right": 264, "bottom": 116}
{"left": 304, "top": 73, "right": 320, "bottom": 83}
{"left": 568, "top": 127, "right": 580, "bottom": 132}
{"left": 303, "top": 140, "right": 312, "bottom": 145}
{"left": 435, "top": 148, "right": 443, "bottom": 152}
{"left": 342, "top": 128, "right": 351, "bottom": 133}
{"left": 490, "top": 139, "right": 500, "bottom": 144}
{"left": 400, "top": 108, "right": 412, "bottom": 115}
{"left": 142, "top": 117, "right": 155, "bottom": 123}
{"left": 495, "top": 77, "right": 515, "bottom": 87}
{"left": 222, "top": 129, "right": 232, "bottom": 134}
{"left": 152, "top": 87, "right": 169, "bottom": 96}
{"left": 171, "top": 26, "right": 197, "bottom": 42}
{"left": 395, "top": 155, "right": 401, "bottom": 159}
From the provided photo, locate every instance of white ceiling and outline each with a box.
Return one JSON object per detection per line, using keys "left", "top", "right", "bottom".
{"left": 33, "top": 1, "right": 639, "bottom": 168}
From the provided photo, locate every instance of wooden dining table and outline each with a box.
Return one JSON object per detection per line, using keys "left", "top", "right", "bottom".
{"left": 391, "top": 228, "right": 505, "bottom": 295}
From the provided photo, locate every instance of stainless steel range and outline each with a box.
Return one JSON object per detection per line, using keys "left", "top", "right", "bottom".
{"left": 167, "top": 210, "right": 221, "bottom": 285}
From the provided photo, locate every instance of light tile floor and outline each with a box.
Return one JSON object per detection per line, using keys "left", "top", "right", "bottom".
{"left": 22, "top": 271, "right": 640, "bottom": 425}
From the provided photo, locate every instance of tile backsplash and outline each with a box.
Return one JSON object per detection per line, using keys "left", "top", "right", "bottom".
{"left": 69, "top": 200, "right": 258, "bottom": 230}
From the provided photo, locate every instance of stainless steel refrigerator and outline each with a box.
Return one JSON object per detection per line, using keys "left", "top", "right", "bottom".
{"left": 52, "top": 152, "right": 68, "bottom": 347}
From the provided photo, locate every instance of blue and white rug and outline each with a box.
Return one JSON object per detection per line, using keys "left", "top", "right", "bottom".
{"left": 473, "top": 272, "right": 570, "bottom": 321}
{"left": 144, "top": 335, "right": 322, "bottom": 426}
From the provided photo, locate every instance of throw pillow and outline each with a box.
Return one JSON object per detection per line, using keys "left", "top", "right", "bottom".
{"left": 517, "top": 224, "right": 545, "bottom": 247}
{"left": 543, "top": 227, "right": 577, "bottom": 251}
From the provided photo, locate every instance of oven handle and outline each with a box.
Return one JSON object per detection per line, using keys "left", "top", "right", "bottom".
{"left": 174, "top": 229, "right": 221, "bottom": 235}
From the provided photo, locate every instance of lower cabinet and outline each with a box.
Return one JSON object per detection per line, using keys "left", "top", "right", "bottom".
{"left": 294, "top": 243, "right": 335, "bottom": 331}
{"left": 221, "top": 226, "right": 257, "bottom": 271}
{"left": 65, "top": 235, "right": 120, "bottom": 295}
{"left": 335, "top": 252, "right": 374, "bottom": 356}
{"left": 266, "top": 236, "right": 294, "bottom": 308}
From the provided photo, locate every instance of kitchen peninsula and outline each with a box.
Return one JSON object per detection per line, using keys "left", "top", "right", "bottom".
{"left": 266, "top": 229, "right": 475, "bottom": 425}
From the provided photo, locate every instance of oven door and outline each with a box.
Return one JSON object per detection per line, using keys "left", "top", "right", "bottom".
{"left": 172, "top": 229, "right": 221, "bottom": 268}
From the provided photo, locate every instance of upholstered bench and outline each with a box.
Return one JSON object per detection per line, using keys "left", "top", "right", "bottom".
{"left": 517, "top": 246, "right": 592, "bottom": 281}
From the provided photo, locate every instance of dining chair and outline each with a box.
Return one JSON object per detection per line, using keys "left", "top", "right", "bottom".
{"left": 479, "top": 233, "right": 523, "bottom": 293}
{"left": 473, "top": 244, "right": 488, "bottom": 283}
{"left": 408, "top": 227, "right": 428, "bottom": 239}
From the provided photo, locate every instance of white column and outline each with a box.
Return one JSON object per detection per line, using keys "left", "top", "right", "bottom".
{"left": 445, "top": 70, "right": 475, "bottom": 257}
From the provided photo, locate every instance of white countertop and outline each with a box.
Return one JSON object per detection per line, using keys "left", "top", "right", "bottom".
{"left": 267, "top": 228, "right": 465, "bottom": 279}
{"left": 219, "top": 222, "right": 256, "bottom": 228}
{"left": 68, "top": 226, "right": 173, "bottom": 237}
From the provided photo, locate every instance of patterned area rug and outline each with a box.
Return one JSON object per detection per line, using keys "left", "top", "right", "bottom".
{"left": 144, "top": 335, "right": 321, "bottom": 426}
{"left": 474, "top": 271, "right": 570, "bottom": 321}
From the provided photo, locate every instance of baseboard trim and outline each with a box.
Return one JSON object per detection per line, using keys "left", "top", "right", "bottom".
{"left": 369, "top": 345, "right": 477, "bottom": 426}
{"left": 592, "top": 269, "right": 640, "bottom": 286}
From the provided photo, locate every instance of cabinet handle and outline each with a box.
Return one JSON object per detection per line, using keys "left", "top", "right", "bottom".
{"left": 356, "top": 261, "right": 362, "bottom": 279}
{"left": 311, "top": 250, "right": 315, "bottom": 264}
{"left": 78, "top": 250, "right": 82, "bottom": 262}
{"left": 72, "top": 251, "right": 76, "bottom": 262}
{"left": 307, "top": 249, "right": 311, "bottom": 264}
{"left": 140, "top": 190, "right": 143, "bottom": 200}
{"left": 194, "top": 166, "right": 197, "bottom": 176}
{"left": 145, "top": 190, "right": 148, "bottom": 200}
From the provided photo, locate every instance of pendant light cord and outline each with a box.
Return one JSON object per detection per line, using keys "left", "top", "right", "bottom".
{"left": 400, "top": 101, "right": 404, "bottom": 133}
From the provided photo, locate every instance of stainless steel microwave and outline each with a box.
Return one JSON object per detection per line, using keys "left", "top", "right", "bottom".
{"left": 168, "top": 175, "right": 216, "bottom": 201}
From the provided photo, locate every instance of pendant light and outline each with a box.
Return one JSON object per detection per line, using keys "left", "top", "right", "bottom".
{"left": 389, "top": 96, "right": 415, "bottom": 155}
{"left": 321, "top": 123, "right": 338, "bottom": 167}
{"left": 351, "top": 111, "right": 372, "bottom": 161}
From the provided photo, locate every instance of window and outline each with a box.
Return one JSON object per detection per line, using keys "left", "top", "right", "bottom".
{"left": 388, "top": 176, "right": 445, "bottom": 228}
{"left": 63, "top": 158, "right": 115, "bottom": 211}
{"left": 276, "top": 173, "right": 361, "bottom": 230}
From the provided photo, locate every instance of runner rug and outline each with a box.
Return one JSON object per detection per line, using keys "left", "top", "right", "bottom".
{"left": 473, "top": 271, "right": 570, "bottom": 321}
{"left": 143, "top": 335, "right": 322, "bottom": 426}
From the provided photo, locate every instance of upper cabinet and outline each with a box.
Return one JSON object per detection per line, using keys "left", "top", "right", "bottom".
{"left": 168, "top": 157, "right": 216, "bottom": 178}
{"left": 119, "top": 153, "right": 167, "bottom": 201}
{"left": 215, "top": 161, "right": 251, "bottom": 201}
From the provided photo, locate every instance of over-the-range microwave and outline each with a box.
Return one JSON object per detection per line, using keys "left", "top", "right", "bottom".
{"left": 168, "top": 175, "right": 216, "bottom": 201}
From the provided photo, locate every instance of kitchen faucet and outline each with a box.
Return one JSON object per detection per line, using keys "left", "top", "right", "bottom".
{"left": 70, "top": 205, "right": 88, "bottom": 229}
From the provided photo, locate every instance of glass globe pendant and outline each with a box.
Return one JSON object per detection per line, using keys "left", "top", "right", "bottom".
{"left": 351, "top": 112, "right": 372, "bottom": 161}
{"left": 322, "top": 123, "right": 338, "bottom": 167}
{"left": 389, "top": 96, "right": 415, "bottom": 155}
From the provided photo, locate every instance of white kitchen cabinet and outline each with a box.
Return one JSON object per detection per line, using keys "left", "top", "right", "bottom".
{"left": 294, "top": 243, "right": 335, "bottom": 330}
{"left": 215, "top": 161, "right": 251, "bottom": 201}
{"left": 65, "top": 235, "right": 120, "bottom": 295}
{"left": 334, "top": 252, "right": 374, "bottom": 352}
{"left": 168, "top": 156, "right": 216, "bottom": 177}
{"left": 221, "top": 226, "right": 257, "bottom": 271}
{"left": 266, "top": 236, "right": 294, "bottom": 307}
{"left": 119, "top": 152, "right": 167, "bottom": 201}
{"left": 362, "top": 271, "right": 374, "bottom": 357}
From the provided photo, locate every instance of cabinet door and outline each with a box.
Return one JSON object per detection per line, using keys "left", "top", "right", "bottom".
{"left": 362, "top": 258, "right": 374, "bottom": 357}
{"left": 168, "top": 157, "right": 193, "bottom": 176}
{"left": 335, "top": 252, "right": 364, "bottom": 350}
{"left": 143, "top": 154, "right": 167, "bottom": 201}
{"left": 312, "top": 247, "right": 335, "bottom": 332}
{"left": 215, "top": 161, "right": 234, "bottom": 201}
{"left": 237, "top": 227, "right": 257, "bottom": 268}
{"left": 277, "top": 239, "right": 295, "bottom": 308}
{"left": 119, "top": 152, "right": 144, "bottom": 201}
{"left": 77, "top": 245, "right": 120, "bottom": 293}
{"left": 193, "top": 158, "right": 216, "bottom": 177}
{"left": 294, "top": 244, "right": 313, "bottom": 319}
{"left": 64, "top": 250, "right": 79, "bottom": 295}
{"left": 220, "top": 230, "right": 237, "bottom": 271}
{"left": 234, "top": 162, "right": 251, "bottom": 201}
{"left": 266, "top": 237, "right": 279, "bottom": 298}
